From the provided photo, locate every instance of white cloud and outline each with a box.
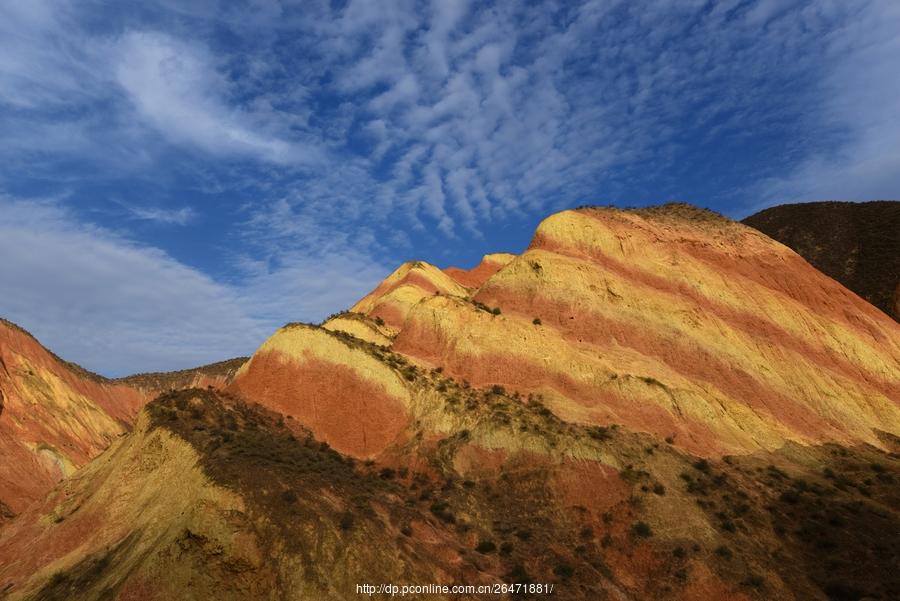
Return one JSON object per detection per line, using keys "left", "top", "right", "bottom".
{"left": 0, "top": 195, "right": 387, "bottom": 376}
{"left": 756, "top": 0, "right": 900, "bottom": 209}
{"left": 0, "top": 0, "right": 94, "bottom": 109}
{"left": 0, "top": 196, "right": 262, "bottom": 374}
{"left": 6, "top": 0, "right": 895, "bottom": 231}
{"left": 114, "top": 31, "right": 317, "bottom": 166}
{"left": 125, "top": 205, "right": 198, "bottom": 226}
{"left": 236, "top": 250, "right": 389, "bottom": 323}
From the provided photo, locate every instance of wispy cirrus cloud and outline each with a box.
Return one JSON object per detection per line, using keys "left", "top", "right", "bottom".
{"left": 113, "top": 31, "right": 320, "bottom": 166}
{"left": 0, "top": 194, "right": 265, "bottom": 375}
{"left": 124, "top": 204, "right": 198, "bottom": 226}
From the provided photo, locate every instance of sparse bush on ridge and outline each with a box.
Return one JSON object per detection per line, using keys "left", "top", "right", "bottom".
{"left": 693, "top": 459, "right": 710, "bottom": 472}
{"left": 587, "top": 426, "right": 611, "bottom": 441}
{"left": 629, "top": 521, "right": 653, "bottom": 538}
{"left": 469, "top": 299, "right": 502, "bottom": 315}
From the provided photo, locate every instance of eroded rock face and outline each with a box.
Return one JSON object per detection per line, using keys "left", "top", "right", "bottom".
{"left": 228, "top": 324, "right": 413, "bottom": 458}
{"left": 0, "top": 321, "right": 149, "bottom": 513}
{"left": 321, "top": 312, "right": 394, "bottom": 346}
{"left": 114, "top": 357, "right": 248, "bottom": 393}
{"left": 350, "top": 261, "right": 469, "bottom": 329}
{"left": 0, "top": 320, "right": 247, "bottom": 514}
{"left": 5, "top": 386, "right": 899, "bottom": 601}
{"left": 444, "top": 253, "right": 516, "bottom": 288}
{"left": 232, "top": 204, "right": 898, "bottom": 461}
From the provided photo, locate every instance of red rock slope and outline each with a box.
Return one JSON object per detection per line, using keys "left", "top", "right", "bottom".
{"left": 444, "top": 253, "right": 516, "bottom": 288}
{"left": 349, "top": 261, "right": 468, "bottom": 329}
{"left": 6, "top": 347, "right": 899, "bottom": 600}
{"left": 228, "top": 324, "right": 412, "bottom": 458}
{"left": 0, "top": 320, "right": 148, "bottom": 514}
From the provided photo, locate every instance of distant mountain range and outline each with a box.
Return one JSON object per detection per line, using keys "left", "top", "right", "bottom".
{"left": 1, "top": 203, "right": 898, "bottom": 601}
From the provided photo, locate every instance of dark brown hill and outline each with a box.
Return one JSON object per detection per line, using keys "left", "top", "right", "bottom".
{"left": 742, "top": 201, "right": 900, "bottom": 321}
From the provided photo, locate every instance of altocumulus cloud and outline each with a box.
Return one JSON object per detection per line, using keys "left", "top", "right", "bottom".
{"left": 755, "top": 0, "right": 900, "bottom": 208}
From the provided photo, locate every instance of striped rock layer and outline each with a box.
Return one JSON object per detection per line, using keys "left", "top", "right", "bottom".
{"left": 0, "top": 321, "right": 148, "bottom": 514}
{"left": 444, "top": 253, "right": 516, "bottom": 288}
{"left": 346, "top": 205, "right": 899, "bottom": 457}
{"left": 350, "top": 261, "right": 468, "bottom": 329}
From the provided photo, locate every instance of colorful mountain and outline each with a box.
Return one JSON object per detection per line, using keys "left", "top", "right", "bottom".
{"left": 1, "top": 204, "right": 898, "bottom": 601}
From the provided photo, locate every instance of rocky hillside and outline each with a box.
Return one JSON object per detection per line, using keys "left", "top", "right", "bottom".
{"left": 1, "top": 203, "right": 898, "bottom": 600}
{"left": 3, "top": 365, "right": 898, "bottom": 599}
{"left": 387, "top": 205, "right": 898, "bottom": 456}
{"left": 444, "top": 253, "right": 516, "bottom": 288}
{"left": 0, "top": 320, "right": 245, "bottom": 516}
{"left": 742, "top": 201, "right": 900, "bottom": 321}
{"left": 0, "top": 320, "right": 148, "bottom": 515}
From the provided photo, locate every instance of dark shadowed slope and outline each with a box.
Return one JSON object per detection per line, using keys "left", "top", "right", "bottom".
{"left": 742, "top": 201, "right": 900, "bottom": 321}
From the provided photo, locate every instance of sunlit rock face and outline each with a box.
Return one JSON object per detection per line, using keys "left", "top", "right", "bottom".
{"left": 392, "top": 205, "right": 900, "bottom": 456}
{"left": 349, "top": 261, "right": 469, "bottom": 330}
{"left": 444, "top": 253, "right": 516, "bottom": 289}
{"left": 228, "top": 324, "right": 413, "bottom": 458}
{"left": 0, "top": 320, "right": 246, "bottom": 514}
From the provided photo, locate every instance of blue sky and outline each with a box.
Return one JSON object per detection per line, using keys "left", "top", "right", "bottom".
{"left": 1, "top": 0, "right": 898, "bottom": 375}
